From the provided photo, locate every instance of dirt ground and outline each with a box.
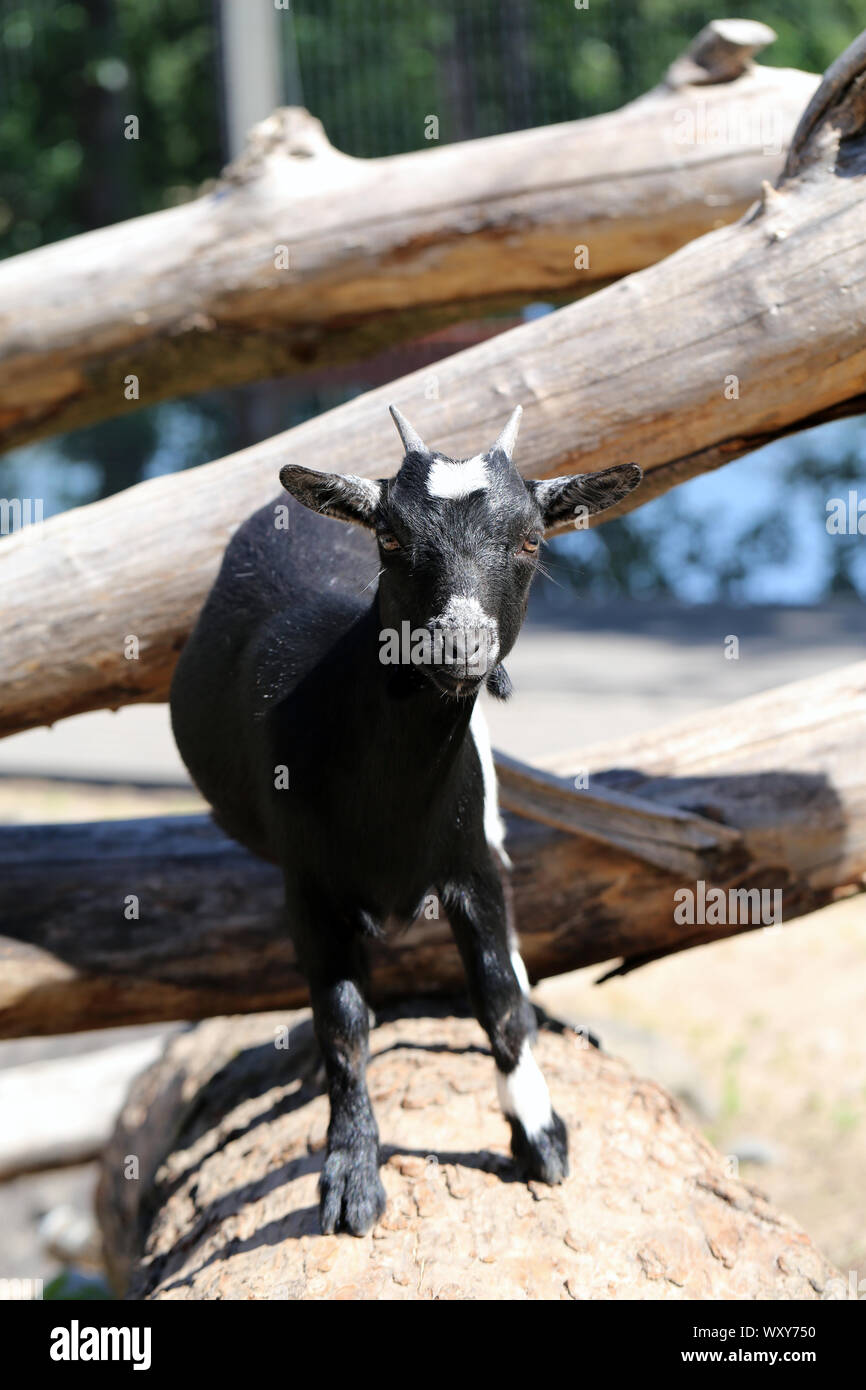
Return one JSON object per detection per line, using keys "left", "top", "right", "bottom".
{"left": 536, "top": 898, "right": 866, "bottom": 1286}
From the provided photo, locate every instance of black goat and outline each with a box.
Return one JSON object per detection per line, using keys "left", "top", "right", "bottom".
{"left": 170, "top": 403, "right": 641, "bottom": 1235}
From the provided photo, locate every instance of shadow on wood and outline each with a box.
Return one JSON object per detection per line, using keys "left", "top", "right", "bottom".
{"left": 96, "top": 1006, "right": 847, "bottom": 1300}
{"left": 1, "top": 660, "right": 863, "bottom": 1039}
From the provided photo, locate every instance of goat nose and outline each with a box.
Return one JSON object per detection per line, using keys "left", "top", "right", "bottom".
{"left": 427, "top": 621, "right": 492, "bottom": 673}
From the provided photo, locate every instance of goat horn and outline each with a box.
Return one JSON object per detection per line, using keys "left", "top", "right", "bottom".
{"left": 388, "top": 404, "right": 429, "bottom": 457}
{"left": 492, "top": 404, "right": 523, "bottom": 459}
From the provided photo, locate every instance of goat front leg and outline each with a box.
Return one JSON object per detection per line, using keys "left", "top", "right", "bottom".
{"left": 294, "top": 917, "right": 386, "bottom": 1236}
{"left": 441, "top": 862, "right": 569, "bottom": 1184}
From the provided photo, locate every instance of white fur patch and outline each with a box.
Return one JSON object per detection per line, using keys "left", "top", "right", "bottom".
{"left": 469, "top": 702, "right": 507, "bottom": 858}
{"left": 431, "top": 595, "right": 500, "bottom": 676}
{"left": 439, "top": 594, "right": 498, "bottom": 643}
{"left": 441, "top": 594, "right": 488, "bottom": 624}
{"left": 510, "top": 948, "right": 530, "bottom": 996}
{"left": 351, "top": 475, "right": 382, "bottom": 509}
{"left": 496, "top": 1041, "right": 553, "bottom": 1139}
{"left": 426, "top": 454, "right": 489, "bottom": 500}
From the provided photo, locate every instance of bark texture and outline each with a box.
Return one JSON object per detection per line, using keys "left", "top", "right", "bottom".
{"left": 97, "top": 1008, "right": 846, "bottom": 1300}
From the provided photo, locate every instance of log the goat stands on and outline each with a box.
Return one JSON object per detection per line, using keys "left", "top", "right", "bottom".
{"left": 97, "top": 1010, "right": 848, "bottom": 1299}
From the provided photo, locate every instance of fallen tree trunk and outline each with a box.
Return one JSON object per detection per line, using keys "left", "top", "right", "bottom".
{"left": 0, "top": 21, "right": 817, "bottom": 452}
{"left": 1, "top": 29, "right": 864, "bottom": 739}
{"left": 1, "top": 661, "right": 863, "bottom": 1040}
{"left": 96, "top": 1008, "right": 845, "bottom": 1299}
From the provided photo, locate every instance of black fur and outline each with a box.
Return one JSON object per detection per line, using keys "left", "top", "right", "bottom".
{"left": 170, "top": 407, "right": 640, "bottom": 1234}
{"left": 486, "top": 663, "right": 513, "bottom": 700}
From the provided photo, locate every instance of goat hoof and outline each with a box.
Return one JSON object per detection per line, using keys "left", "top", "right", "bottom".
{"left": 319, "top": 1144, "right": 386, "bottom": 1236}
{"left": 509, "top": 1110, "right": 569, "bottom": 1185}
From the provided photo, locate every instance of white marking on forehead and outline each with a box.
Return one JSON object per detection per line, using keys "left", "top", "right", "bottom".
{"left": 496, "top": 1041, "right": 553, "bottom": 1139}
{"left": 426, "top": 453, "right": 489, "bottom": 500}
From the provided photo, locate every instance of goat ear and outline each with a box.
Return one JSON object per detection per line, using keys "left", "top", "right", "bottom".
{"left": 529, "top": 463, "right": 642, "bottom": 530}
{"left": 279, "top": 464, "right": 382, "bottom": 529}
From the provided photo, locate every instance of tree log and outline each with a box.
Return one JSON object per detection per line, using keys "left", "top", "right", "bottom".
{"left": 1, "top": 661, "right": 863, "bottom": 1040}
{"left": 0, "top": 21, "right": 818, "bottom": 452}
{"left": 0, "top": 1036, "right": 166, "bottom": 1179}
{"left": 96, "top": 1008, "right": 846, "bottom": 1299}
{"left": 0, "top": 29, "right": 863, "bottom": 740}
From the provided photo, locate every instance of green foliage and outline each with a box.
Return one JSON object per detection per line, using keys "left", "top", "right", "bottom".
{"left": 114, "top": 0, "right": 220, "bottom": 210}
{"left": 5, "top": 0, "right": 859, "bottom": 257}
{"left": 288, "top": 0, "right": 864, "bottom": 154}
{"left": 0, "top": 0, "right": 219, "bottom": 256}
{"left": 44, "top": 1269, "right": 113, "bottom": 1300}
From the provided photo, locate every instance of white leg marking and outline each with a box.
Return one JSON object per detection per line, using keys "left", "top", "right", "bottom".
{"left": 510, "top": 948, "right": 530, "bottom": 996}
{"left": 496, "top": 1040, "right": 553, "bottom": 1139}
{"left": 426, "top": 453, "right": 489, "bottom": 499}
{"left": 469, "top": 702, "right": 509, "bottom": 863}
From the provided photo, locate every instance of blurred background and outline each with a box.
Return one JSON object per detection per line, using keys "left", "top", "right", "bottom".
{"left": 2, "top": 0, "right": 866, "bottom": 603}
{"left": 0, "top": 0, "right": 864, "bottom": 1298}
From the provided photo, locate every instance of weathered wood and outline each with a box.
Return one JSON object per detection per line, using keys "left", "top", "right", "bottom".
{"left": 665, "top": 18, "right": 778, "bottom": 86}
{"left": 0, "top": 1036, "right": 166, "bottom": 1179}
{"left": 0, "top": 29, "right": 862, "bottom": 741}
{"left": 0, "top": 22, "right": 817, "bottom": 452}
{"left": 495, "top": 751, "right": 745, "bottom": 878}
{"left": 1, "top": 661, "right": 864, "bottom": 1040}
{"left": 96, "top": 1009, "right": 845, "bottom": 1299}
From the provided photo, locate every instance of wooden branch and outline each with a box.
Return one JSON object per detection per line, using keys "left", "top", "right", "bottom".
{"left": 495, "top": 751, "right": 745, "bottom": 878}
{"left": 0, "top": 28, "right": 862, "bottom": 741}
{"left": 96, "top": 1009, "right": 843, "bottom": 1299}
{"left": 0, "top": 1037, "right": 165, "bottom": 1179}
{"left": 782, "top": 27, "right": 866, "bottom": 178}
{"left": 1, "top": 661, "right": 864, "bottom": 1040}
{"left": 0, "top": 23, "right": 817, "bottom": 452}
{"left": 665, "top": 18, "right": 778, "bottom": 87}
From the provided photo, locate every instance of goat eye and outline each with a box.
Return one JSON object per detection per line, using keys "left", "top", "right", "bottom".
{"left": 378, "top": 532, "right": 400, "bottom": 552}
{"left": 519, "top": 535, "right": 540, "bottom": 555}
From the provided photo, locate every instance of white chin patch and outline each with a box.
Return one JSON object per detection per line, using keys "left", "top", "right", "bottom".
{"left": 426, "top": 454, "right": 489, "bottom": 500}
{"left": 496, "top": 1040, "right": 553, "bottom": 1139}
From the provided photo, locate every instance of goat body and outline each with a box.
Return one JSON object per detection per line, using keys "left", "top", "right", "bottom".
{"left": 171, "top": 405, "right": 641, "bottom": 1234}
